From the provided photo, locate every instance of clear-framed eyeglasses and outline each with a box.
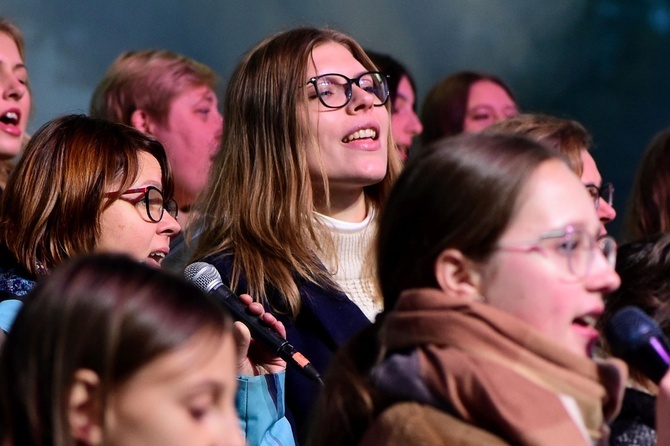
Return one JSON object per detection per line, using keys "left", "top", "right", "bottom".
{"left": 110, "top": 186, "right": 178, "bottom": 223}
{"left": 305, "top": 71, "right": 390, "bottom": 109}
{"left": 585, "top": 182, "right": 614, "bottom": 210}
{"left": 497, "top": 225, "right": 617, "bottom": 278}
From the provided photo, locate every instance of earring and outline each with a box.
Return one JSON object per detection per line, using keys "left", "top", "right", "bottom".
{"left": 475, "top": 294, "right": 486, "bottom": 303}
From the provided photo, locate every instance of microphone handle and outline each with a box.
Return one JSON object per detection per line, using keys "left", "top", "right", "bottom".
{"left": 212, "top": 283, "right": 323, "bottom": 385}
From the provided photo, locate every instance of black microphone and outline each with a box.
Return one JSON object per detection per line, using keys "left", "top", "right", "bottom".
{"left": 184, "top": 262, "right": 323, "bottom": 385}
{"left": 604, "top": 305, "right": 670, "bottom": 384}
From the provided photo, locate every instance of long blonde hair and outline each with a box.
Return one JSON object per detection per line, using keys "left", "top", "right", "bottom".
{"left": 190, "top": 27, "right": 401, "bottom": 318}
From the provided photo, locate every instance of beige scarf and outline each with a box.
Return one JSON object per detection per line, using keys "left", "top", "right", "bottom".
{"left": 379, "top": 288, "right": 627, "bottom": 445}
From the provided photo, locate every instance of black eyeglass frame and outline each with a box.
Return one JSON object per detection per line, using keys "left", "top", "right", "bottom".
{"left": 111, "top": 186, "right": 178, "bottom": 223}
{"left": 305, "top": 71, "right": 390, "bottom": 109}
{"left": 585, "top": 182, "right": 614, "bottom": 210}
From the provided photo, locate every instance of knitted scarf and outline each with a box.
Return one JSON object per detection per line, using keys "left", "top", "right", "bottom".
{"left": 379, "top": 288, "right": 627, "bottom": 445}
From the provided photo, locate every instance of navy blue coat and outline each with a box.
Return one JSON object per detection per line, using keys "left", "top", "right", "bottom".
{"left": 206, "top": 253, "right": 371, "bottom": 443}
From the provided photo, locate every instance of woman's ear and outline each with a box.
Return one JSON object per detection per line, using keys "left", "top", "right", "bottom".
{"left": 434, "top": 248, "right": 482, "bottom": 300}
{"left": 68, "top": 369, "right": 103, "bottom": 445}
{"left": 129, "top": 109, "right": 154, "bottom": 135}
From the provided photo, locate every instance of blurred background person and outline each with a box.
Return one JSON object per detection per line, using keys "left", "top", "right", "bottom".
{"left": 90, "top": 49, "right": 223, "bottom": 227}
{"left": 366, "top": 50, "right": 422, "bottom": 160}
{"left": 420, "top": 70, "right": 518, "bottom": 146}
{"left": 598, "top": 233, "right": 670, "bottom": 445}
{"left": 487, "top": 113, "right": 616, "bottom": 237}
{"left": 0, "top": 17, "right": 30, "bottom": 193}
{"left": 622, "top": 127, "right": 670, "bottom": 243}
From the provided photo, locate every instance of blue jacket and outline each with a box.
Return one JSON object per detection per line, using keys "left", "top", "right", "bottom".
{"left": 206, "top": 253, "right": 371, "bottom": 443}
{"left": 237, "top": 372, "right": 295, "bottom": 446}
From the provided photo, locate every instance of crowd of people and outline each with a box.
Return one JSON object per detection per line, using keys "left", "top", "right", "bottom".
{"left": 1, "top": 15, "right": 670, "bottom": 446}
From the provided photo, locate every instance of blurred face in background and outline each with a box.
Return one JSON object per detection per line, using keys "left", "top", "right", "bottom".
{"left": 0, "top": 31, "right": 30, "bottom": 159}
{"left": 463, "top": 80, "right": 517, "bottom": 133}
{"left": 580, "top": 150, "right": 616, "bottom": 237}
{"left": 391, "top": 75, "right": 422, "bottom": 160}
{"left": 145, "top": 85, "right": 223, "bottom": 210}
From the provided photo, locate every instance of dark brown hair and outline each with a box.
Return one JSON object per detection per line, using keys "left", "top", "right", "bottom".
{"left": 598, "top": 233, "right": 670, "bottom": 385}
{"left": 624, "top": 128, "right": 670, "bottom": 241}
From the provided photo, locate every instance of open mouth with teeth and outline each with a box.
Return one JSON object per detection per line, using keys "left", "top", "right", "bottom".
{"left": 149, "top": 252, "right": 166, "bottom": 264}
{"left": 0, "top": 111, "right": 19, "bottom": 126}
{"left": 572, "top": 314, "right": 598, "bottom": 329}
{"left": 343, "top": 128, "right": 377, "bottom": 143}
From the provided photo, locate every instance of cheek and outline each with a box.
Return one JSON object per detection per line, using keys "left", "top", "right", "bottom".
{"left": 485, "top": 256, "right": 555, "bottom": 323}
{"left": 20, "top": 95, "right": 31, "bottom": 119}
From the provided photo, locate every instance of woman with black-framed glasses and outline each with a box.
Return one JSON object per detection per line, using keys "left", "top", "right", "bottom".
{"left": 188, "top": 27, "right": 403, "bottom": 442}
{"left": 0, "top": 114, "right": 180, "bottom": 333}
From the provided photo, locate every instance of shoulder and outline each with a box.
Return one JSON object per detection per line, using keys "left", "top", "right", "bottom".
{"left": 0, "top": 246, "right": 36, "bottom": 297}
{"left": 360, "top": 402, "right": 509, "bottom": 446}
{"left": 0, "top": 266, "right": 36, "bottom": 297}
{"left": 610, "top": 388, "right": 656, "bottom": 446}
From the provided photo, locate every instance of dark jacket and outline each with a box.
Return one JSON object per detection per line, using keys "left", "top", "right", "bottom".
{"left": 0, "top": 245, "right": 36, "bottom": 333}
{"left": 206, "top": 252, "right": 371, "bottom": 443}
{"left": 609, "top": 387, "right": 656, "bottom": 446}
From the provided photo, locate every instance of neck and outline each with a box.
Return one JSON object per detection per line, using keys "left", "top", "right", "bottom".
{"left": 314, "top": 189, "right": 368, "bottom": 223}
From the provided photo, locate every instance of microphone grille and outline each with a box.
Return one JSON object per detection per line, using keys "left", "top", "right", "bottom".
{"left": 184, "top": 262, "right": 222, "bottom": 293}
{"left": 605, "top": 306, "right": 662, "bottom": 355}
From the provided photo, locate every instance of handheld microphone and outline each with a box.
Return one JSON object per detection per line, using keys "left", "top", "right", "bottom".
{"left": 184, "top": 262, "right": 323, "bottom": 385}
{"left": 604, "top": 305, "right": 670, "bottom": 384}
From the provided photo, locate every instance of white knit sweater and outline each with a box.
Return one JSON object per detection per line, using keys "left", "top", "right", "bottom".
{"left": 314, "top": 211, "right": 382, "bottom": 321}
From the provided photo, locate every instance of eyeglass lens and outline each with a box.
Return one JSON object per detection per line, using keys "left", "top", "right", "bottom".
{"left": 145, "top": 187, "right": 178, "bottom": 222}
{"left": 561, "top": 230, "right": 616, "bottom": 276}
{"left": 586, "top": 183, "right": 614, "bottom": 209}
{"left": 312, "top": 72, "right": 388, "bottom": 108}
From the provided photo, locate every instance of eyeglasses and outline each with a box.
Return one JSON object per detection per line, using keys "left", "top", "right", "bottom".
{"left": 111, "top": 186, "right": 178, "bottom": 223}
{"left": 305, "top": 71, "right": 390, "bottom": 109}
{"left": 497, "top": 225, "right": 617, "bottom": 278}
{"left": 585, "top": 182, "right": 614, "bottom": 210}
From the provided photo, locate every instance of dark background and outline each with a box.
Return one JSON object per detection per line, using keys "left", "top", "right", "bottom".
{"left": 6, "top": 0, "right": 670, "bottom": 239}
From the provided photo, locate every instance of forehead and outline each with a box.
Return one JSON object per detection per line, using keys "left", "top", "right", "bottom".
{"left": 0, "top": 32, "right": 22, "bottom": 62}
{"left": 503, "top": 159, "right": 600, "bottom": 239}
{"left": 122, "top": 331, "right": 233, "bottom": 389}
{"left": 134, "top": 151, "right": 162, "bottom": 185}
{"left": 580, "top": 150, "right": 602, "bottom": 186}
{"left": 307, "top": 42, "right": 366, "bottom": 78}
{"left": 467, "top": 80, "right": 514, "bottom": 106}
{"left": 169, "top": 84, "right": 216, "bottom": 108}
